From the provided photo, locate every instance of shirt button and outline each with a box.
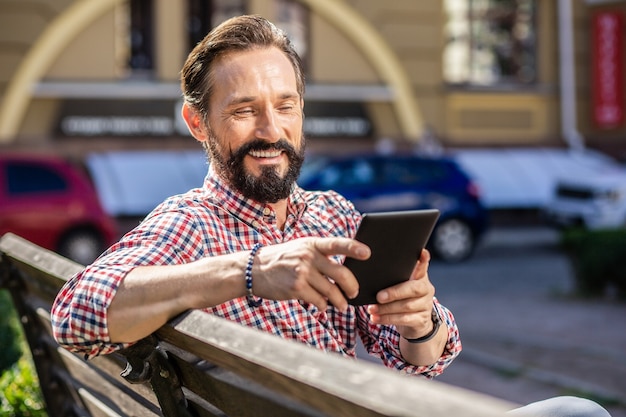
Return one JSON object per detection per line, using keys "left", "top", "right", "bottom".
{"left": 252, "top": 220, "right": 260, "bottom": 229}
{"left": 263, "top": 207, "right": 271, "bottom": 216}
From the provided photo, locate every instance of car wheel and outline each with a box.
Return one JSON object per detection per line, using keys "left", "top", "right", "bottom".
{"left": 58, "top": 230, "right": 104, "bottom": 265}
{"left": 430, "top": 218, "right": 474, "bottom": 263}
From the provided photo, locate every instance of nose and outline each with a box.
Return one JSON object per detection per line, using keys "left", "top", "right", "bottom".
{"left": 255, "top": 107, "right": 281, "bottom": 142}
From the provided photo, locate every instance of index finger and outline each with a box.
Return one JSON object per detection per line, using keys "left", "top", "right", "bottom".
{"left": 313, "top": 237, "right": 371, "bottom": 261}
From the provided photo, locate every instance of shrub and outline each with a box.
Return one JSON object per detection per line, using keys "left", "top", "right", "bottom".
{"left": 0, "top": 290, "right": 47, "bottom": 416}
{"left": 0, "top": 357, "right": 46, "bottom": 417}
{"left": 561, "top": 228, "right": 626, "bottom": 299}
{"left": 0, "top": 290, "right": 22, "bottom": 373}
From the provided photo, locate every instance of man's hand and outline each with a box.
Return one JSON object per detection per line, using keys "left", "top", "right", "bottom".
{"left": 252, "top": 237, "right": 370, "bottom": 311}
{"left": 366, "top": 249, "right": 434, "bottom": 333}
{"left": 365, "top": 249, "right": 447, "bottom": 366}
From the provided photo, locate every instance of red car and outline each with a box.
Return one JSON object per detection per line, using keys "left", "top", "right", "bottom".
{"left": 0, "top": 153, "right": 118, "bottom": 264}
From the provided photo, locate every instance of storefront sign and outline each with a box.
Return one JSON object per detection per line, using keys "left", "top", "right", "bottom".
{"left": 57, "top": 99, "right": 372, "bottom": 138}
{"left": 57, "top": 99, "right": 181, "bottom": 137}
{"left": 591, "top": 10, "right": 624, "bottom": 129}
{"left": 303, "top": 101, "right": 372, "bottom": 137}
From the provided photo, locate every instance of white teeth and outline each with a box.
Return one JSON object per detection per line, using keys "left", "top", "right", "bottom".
{"left": 249, "top": 149, "right": 281, "bottom": 158}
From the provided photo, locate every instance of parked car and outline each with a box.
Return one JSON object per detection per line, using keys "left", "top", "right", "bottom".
{"left": 298, "top": 153, "right": 489, "bottom": 262}
{"left": 0, "top": 153, "right": 118, "bottom": 264}
{"left": 544, "top": 171, "right": 626, "bottom": 230}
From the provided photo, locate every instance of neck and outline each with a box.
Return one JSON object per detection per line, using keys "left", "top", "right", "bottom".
{"left": 269, "top": 199, "right": 289, "bottom": 230}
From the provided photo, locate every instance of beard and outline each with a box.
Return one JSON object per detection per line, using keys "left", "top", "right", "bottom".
{"left": 207, "top": 134, "right": 305, "bottom": 204}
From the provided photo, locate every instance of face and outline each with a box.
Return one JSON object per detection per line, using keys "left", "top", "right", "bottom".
{"left": 185, "top": 47, "right": 305, "bottom": 204}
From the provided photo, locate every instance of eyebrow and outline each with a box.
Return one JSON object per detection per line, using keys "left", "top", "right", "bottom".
{"left": 228, "top": 92, "right": 300, "bottom": 106}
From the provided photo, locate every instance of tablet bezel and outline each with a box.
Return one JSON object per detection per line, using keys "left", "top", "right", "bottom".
{"left": 343, "top": 209, "right": 440, "bottom": 305}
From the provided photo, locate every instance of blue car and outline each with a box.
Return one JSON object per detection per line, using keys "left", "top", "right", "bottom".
{"left": 298, "top": 153, "right": 489, "bottom": 262}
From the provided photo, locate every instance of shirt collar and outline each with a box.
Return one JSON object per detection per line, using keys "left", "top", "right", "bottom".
{"left": 203, "top": 164, "right": 307, "bottom": 223}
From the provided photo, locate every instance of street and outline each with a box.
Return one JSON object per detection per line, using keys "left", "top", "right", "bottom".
{"left": 430, "top": 226, "right": 626, "bottom": 417}
{"left": 356, "top": 224, "right": 626, "bottom": 416}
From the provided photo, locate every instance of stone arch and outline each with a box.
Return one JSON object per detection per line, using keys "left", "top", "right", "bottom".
{"left": 0, "top": 0, "right": 125, "bottom": 142}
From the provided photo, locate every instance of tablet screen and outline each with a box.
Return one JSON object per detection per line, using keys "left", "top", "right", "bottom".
{"left": 343, "top": 209, "right": 440, "bottom": 305}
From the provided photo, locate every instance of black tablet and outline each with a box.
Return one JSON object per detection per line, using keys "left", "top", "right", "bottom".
{"left": 343, "top": 209, "right": 440, "bottom": 305}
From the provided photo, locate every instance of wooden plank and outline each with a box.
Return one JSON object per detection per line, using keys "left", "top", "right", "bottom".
{"left": 53, "top": 346, "right": 161, "bottom": 416}
{"left": 163, "top": 346, "right": 324, "bottom": 417}
{"left": 0, "top": 233, "right": 83, "bottom": 282}
{"left": 158, "top": 311, "right": 514, "bottom": 417}
{"left": 0, "top": 233, "right": 79, "bottom": 304}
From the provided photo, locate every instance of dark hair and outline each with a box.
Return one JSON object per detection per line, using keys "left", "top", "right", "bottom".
{"left": 181, "top": 15, "right": 305, "bottom": 118}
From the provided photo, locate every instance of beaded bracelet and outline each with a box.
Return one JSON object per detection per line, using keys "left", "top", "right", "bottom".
{"left": 245, "top": 243, "right": 263, "bottom": 307}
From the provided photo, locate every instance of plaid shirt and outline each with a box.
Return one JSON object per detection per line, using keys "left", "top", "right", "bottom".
{"left": 52, "top": 166, "right": 461, "bottom": 377}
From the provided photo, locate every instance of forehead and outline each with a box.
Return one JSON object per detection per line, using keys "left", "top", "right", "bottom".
{"left": 210, "top": 47, "right": 298, "bottom": 101}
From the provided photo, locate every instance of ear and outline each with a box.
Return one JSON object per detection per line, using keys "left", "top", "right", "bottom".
{"left": 181, "top": 102, "right": 210, "bottom": 143}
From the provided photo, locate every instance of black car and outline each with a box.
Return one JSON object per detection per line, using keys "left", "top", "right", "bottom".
{"left": 298, "top": 153, "right": 489, "bottom": 262}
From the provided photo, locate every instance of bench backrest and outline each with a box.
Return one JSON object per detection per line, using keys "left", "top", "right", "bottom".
{"left": 0, "top": 232, "right": 512, "bottom": 417}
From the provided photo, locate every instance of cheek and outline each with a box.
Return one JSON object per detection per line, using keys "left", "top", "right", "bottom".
{"left": 218, "top": 122, "right": 254, "bottom": 150}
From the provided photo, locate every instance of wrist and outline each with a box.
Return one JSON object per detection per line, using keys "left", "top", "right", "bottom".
{"left": 402, "top": 309, "right": 441, "bottom": 344}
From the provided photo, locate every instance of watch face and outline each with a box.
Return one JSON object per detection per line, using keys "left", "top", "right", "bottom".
{"left": 432, "top": 307, "right": 441, "bottom": 324}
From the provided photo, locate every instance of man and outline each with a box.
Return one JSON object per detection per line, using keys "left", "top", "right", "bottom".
{"left": 52, "top": 15, "right": 609, "bottom": 416}
{"left": 52, "top": 14, "right": 456, "bottom": 376}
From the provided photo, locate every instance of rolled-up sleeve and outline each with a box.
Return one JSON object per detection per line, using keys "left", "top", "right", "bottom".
{"left": 51, "top": 209, "right": 205, "bottom": 359}
{"left": 357, "top": 297, "right": 462, "bottom": 378}
{"left": 51, "top": 263, "right": 135, "bottom": 359}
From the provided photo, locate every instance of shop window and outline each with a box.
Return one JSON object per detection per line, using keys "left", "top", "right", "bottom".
{"left": 443, "top": 0, "right": 537, "bottom": 86}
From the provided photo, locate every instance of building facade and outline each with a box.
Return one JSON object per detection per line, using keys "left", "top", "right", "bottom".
{"left": 0, "top": 0, "right": 624, "bottom": 157}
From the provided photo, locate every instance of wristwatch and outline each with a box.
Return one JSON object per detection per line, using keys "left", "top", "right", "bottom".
{"left": 402, "top": 308, "right": 441, "bottom": 344}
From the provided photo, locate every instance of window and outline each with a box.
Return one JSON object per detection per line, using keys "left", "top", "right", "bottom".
{"left": 274, "top": 0, "right": 308, "bottom": 62}
{"left": 6, "top": 164, "right": 67, "bottom": 195}
{"left": 116, "top": 1, "right": 308, "bottom": 77}
{"left": 319, "top": 160, "right": 377, "bottom": 189}
{"left": 384, "top": 159, "right": 450, "bottom": 186}
{"left": 187, "top": 0, "right": 246, "bottom": 51}
{"left": 443, "top": 0, "right": 537, "bottom": 86}
{"left": 186, "top": 0, "right": 308, "bottom": 70}
{"left": 128, "top": 0, "right": 154, "bottom": 74}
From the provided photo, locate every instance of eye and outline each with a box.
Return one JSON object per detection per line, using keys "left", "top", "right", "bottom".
{"left": 235, "top": 107, "right": 254, "bottom": 116}
{"left": 278, "top": 100, "right": 299, "bottom": 112}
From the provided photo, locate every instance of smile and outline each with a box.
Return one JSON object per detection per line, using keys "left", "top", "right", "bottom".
{"left": 249, "top": 149, "right": 283, "bottom": 158}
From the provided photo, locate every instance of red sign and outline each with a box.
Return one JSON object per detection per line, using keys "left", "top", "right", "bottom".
{"left": 591, "top": 10, "right": 624, "bottom": 129}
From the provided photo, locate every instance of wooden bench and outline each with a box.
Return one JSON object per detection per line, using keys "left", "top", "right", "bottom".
{"left": 0, "top": 232, "right": 513, "bottom": 417}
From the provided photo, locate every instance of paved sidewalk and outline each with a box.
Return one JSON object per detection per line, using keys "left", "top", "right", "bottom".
{"left": 358, "top": 226, "right": 626, "bottom": 417}
{"left": 436, "top": 294, "right": 626, "bottom": 417}
{"left": 437, "top": 227, "right": 626, "bottom": 417}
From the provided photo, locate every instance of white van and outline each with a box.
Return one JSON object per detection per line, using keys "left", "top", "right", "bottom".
{"left": 545, "top": 171, "right": 626, "bottom": 230}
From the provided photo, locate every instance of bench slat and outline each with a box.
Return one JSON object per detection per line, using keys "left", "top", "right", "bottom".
{"left": 164, "top": 345, "right": 325, "bottom": 417}
{"left": 158, "top": 310, "right": 512, "bottom": 417}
